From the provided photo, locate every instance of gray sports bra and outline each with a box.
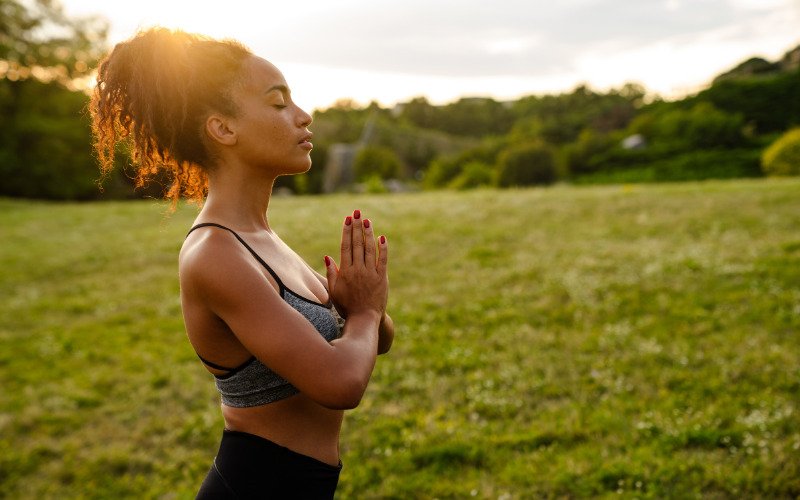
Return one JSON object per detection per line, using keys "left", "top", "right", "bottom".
{"left": 186, "top": 223, "right": 342, "bottom": 408}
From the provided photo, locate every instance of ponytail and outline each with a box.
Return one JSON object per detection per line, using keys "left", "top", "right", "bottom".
{"left": 90, "top": 28, "right": 251, "bottom": 205}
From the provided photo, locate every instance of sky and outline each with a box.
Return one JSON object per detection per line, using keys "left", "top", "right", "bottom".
{"left": 61, "top": 0, "right": 800, "bottom": 112}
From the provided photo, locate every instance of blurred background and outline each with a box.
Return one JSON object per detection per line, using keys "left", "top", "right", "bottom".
{"left": 1, "top": 0, "right": 799, "bottom": 199}
{"left": 2, "top": 1, "right": 800, "bottom": 498}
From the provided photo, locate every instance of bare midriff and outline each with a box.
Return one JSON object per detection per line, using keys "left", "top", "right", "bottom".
{"left": 221, "top": 393, "right": 344, "bottom": 467}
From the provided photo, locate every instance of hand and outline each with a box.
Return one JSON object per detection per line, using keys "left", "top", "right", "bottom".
{"left": 323, "top": 209, "right": 388, "bottom": 320}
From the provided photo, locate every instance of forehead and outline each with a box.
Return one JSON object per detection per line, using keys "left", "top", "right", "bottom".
{"left": 240, "top": 56, "right": 287, "bottom": 93}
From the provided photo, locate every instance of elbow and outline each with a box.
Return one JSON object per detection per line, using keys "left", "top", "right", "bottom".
{"left": 329, "top": 396, "right": 363, "bottom": 411}
{"left": 336, "top": 375, "right": 369, "bottom": 409}
{"left": 319, "top": 372, "right": 369, "bottom": 410}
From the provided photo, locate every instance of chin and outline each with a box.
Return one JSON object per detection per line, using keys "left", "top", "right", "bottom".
{"left": 295, "top": 162, "right": 312, "bottom": 175}
{"left": 283, "top": 161, "right": 312, "bottom": 176}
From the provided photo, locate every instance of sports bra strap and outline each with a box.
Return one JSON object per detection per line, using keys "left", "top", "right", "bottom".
{"left": 196, "top": 352, "right": 256, "bottom": 373}
{"left": 186, "top": 222, "right": 286, "bottom": 293}
{"left": 196, "top": 353, "right": 234, "bottom": 371}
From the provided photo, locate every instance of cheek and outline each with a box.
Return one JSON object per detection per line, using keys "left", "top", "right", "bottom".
{"left": 271, "top": 119, "right": 294, "bottom": 144}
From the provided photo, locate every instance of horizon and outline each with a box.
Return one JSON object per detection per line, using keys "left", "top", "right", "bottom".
{"left": 60, "top": 0, "right": 800, "bottom": 112}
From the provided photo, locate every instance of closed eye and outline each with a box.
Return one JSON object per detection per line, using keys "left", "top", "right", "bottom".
{"left": 266, "top": 84, "right": 291, "bottom": 109}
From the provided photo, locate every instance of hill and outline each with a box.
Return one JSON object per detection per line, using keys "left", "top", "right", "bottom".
{"left": 713, "top": 43, "right": 800, "bottom": 83}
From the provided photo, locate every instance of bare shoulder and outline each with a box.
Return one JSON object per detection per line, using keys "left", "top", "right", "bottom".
{"left": 180, "top": 227, "right": 236, "bottom": 275}
{"left": 178, "top": 227, "right": 277, "bottom": 306}
{"left": 180, "top": 228, "right": 233, "bottom": 287}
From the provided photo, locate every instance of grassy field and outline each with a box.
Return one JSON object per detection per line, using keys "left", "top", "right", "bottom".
{"left": 1, "top": 178, "right": 799, "bottom": 499}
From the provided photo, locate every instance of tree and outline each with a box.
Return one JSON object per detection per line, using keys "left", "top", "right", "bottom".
{"left": 400, "top": 96, "right": 438, "bottom": 130}
{"left": 0, "top": 78, "right": 97, "bottom": 198}
{"left": 510, "top": 84, "right": 641, "bottom": 145}
{"left": 0, "top": 0, "right": 113, "bottom": 200}
{"left": 698, "top": 69, "right": 800, "bottom": 133}
{"left": 629, "top": 102, "right": 745, "bottom": 150}
{"left": 1, "top": 0, "right": 107, "bottom": 86}
{"left": 428, "top": 97, "right": 514, "bottom": 137}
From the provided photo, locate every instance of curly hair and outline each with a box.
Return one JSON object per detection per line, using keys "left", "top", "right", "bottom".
{"left": 90, "top": 28, "right": 251, "bottom": 205}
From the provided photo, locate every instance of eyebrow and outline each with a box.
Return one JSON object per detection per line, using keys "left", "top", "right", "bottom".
{"left": 265, "top": 84, "right": 290, "bottom": 96}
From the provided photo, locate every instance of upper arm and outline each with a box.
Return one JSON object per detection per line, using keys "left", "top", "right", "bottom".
{"left": 180, "top": 234, "right": 358, "bottom": 408}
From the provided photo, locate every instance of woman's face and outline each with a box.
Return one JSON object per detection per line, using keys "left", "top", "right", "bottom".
{"left": 228, "top": 56, "right": 313, "bottom": 176}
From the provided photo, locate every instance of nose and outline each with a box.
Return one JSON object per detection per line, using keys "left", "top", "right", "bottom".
{"left": 296, "top": 105, "right": 312, "bottom": 127}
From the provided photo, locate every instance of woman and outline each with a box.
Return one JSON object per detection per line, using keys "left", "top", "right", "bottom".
{"left": 90, "top": 28, "right": 393, "bottom": 498}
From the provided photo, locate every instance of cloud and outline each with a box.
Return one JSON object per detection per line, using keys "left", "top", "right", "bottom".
{"left": 60, "top": 0, "right": 800, "bottom": 108}
{"left": 244, "top": 0, "right": 794, "bottom": 78}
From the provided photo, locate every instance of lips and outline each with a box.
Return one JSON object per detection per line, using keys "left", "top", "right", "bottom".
{"left": 298, "top": 132, "right": 313, "bottom": 151}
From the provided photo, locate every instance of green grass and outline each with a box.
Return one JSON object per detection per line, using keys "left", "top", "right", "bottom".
{"left": 1, "top": 178, "right": 799, "bottom": 498}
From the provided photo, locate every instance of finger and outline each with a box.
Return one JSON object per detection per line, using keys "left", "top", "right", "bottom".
{"left": 340, "top": 215, "right": 353, "bottom": 268}
{"left": 363, "top": 218, "right": 377, "bottom": 270}
{"left": 351, "top": 209, "right": 364, "bottom": 267}
{"left": 377, "top": 234, "right": 388, "bottom": 275}
{"left": 324, "top": 255, "right": 338, "bottom": 293}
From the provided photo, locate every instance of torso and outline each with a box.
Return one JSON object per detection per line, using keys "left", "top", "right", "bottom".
{"left": 180, "top": 224, "right": 344, "bottom": 466}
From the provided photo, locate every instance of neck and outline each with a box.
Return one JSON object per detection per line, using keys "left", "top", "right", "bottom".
{"left": 200, "top": 166, "right": 277, "bottom": 233}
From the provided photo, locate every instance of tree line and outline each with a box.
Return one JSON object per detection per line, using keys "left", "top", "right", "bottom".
{"left": 303, "top": 51, "right": 799, "bottom": 193}
{"left": 1, "top": 0, "right": 798, "bottom": 200}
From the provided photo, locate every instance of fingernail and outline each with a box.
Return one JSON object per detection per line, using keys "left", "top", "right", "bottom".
{"left": 345, "top": 216, "right": 352, "bottom": 226}
{"left": 363, "top": 219, "right": 371, "bottom": 229}
{"left": 353, "top": 209, "right": 361, "bottom": 219}
{"left": 380, "top": 235, "right": 386, "bottom": 244}
{"left": 324, "top": 256, "right": 331, "bottom": 266}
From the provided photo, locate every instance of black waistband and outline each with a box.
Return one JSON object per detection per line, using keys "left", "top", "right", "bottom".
{"left": 220, "top": 429, "right": 343, "bottom": 471}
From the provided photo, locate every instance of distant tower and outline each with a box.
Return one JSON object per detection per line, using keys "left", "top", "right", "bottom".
{"left": 322, "top": 114, "right": 377, "bottom": 193}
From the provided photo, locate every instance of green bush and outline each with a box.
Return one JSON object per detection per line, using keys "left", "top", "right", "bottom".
{"left": 353, "top": 146, "right": 403, "bottom": 181}
{"left": 575, "top": 149, "right": 762, "bottom": 184}
{"left": 423, "top": 139, "right": 506, "bottom": 189}
{"left": 683, "top": 103, "right": 745, "bottom": 149}
{"left": 564, "top": 129, "right": 618, "bottom": 175}
{"left": 448, "top": 161, "right": 495, "bottom": 190}
{"left": 699, "top": 68, "right": 800, "bottom": 133}
{"left": 630, "top": 102, "right": 745, "bottom": 150}
{"left": 363, "top": 174, "right": 390, "bottom": 193}
{"left": 497, "top": 143, "right": 557, "bottom": 187}
{"left": 762, "top": 128, "right": 800, "bottom": 176}
{"left": 423, "top": 157, "right": 461, "bottom": 188}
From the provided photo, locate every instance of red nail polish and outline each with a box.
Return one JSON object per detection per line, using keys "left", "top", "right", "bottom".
{"left": 324, "top": 256, "right": 331, "bottom": 266}
{"left": 345, "top": 216, "right": 352, "bottom": 226}
{"left": 353, "top": 210, "right": 361, "bottom": 219}
{"left": 380, "top": 235, "right": 386, "bottom": 244}
{"left": 363, "top": 219, "right": 370, "bottom": 229}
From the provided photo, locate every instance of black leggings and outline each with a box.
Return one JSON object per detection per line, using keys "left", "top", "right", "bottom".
{"left": 196, "top": 430, "right": 342, "bottom": 499}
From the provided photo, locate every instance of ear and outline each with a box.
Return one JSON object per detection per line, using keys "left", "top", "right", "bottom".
{"left": 205, "top": 114, "right": 237, "bottom": 146}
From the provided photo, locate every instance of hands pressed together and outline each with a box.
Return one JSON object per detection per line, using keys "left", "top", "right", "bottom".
{"left": 324, "top": 209, "right": 389, "bottom": 322}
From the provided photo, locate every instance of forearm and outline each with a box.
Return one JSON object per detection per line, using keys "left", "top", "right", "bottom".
{"left": 328, "top": 310, "right": 381, "bottom": 407}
